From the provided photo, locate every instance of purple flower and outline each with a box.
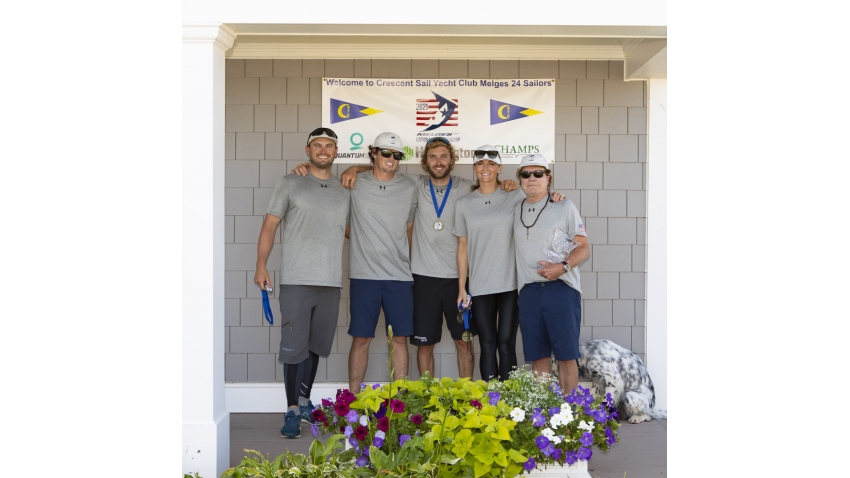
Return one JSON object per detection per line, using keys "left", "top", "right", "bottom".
{"left": 577, "top": 447, "right": 593, "bottom": 461}
{"left": 377, "top": 416, "right": 390, "bottom": 432}
{"left": 564, "top": 451, "right": 578, "bottom": 465}
{"left": 321, "top": 398, "right": 333, "bottom": 408}
{"left": 344, "top": 425, "right": 353, "bottom": 437}
{"left": 549, "top": 407, "right": 560, "bottom": 416}
{"left": 390, "top": 399, "right": 406, "bottom": 413}
{"left": 580, "top": 432, "right": 594, "bottom": 447}
{"left": 531, "top": 409, "right": 546, "bottom": 427}
{"left": 410, "top": 414, "right": 423, "bottom": 425}
{"left": 535, "top": 435, "right": 550, "bottom": 449}
{"left": 551, "top": 449, "right": 562, "bottom": 461}
{"left": 375, "top": 403, "right": 387, "bottom": 419}
{"left": 399, "top": 434, "right": 411, "bottom": 446}
{"left": 605, "top": 426, "right": 616, "bottom": 445}
{"left": 360, "top": 383, "right": 367, "bottom": 391}
{"left": 362, "top": 446, "right": 370, "bottom": 456}
{"left": 470, "top": 399, "right": 482, "bottom": 410}
{"left": 346, "top": 410, "right": 360, "bottom": 423}
{"left": 356, "top": 455, "right": 368, "bottom": 467}
{"left": 354, "top": 425, "right": 368, "bottom": 441}
{"left": 488, "top": 391, "right": 500, "bottom": 405}
{"left": 348, "top": 436, "right": 358, "bottom": 448}
{"left": 523, "top": 457, "right": 537, "bottom": 471}
{"left": 373, "top": 436, "right": 384, "bottom": 447}
{"left": 549, "top": 382, "right": 565, "bottom": 399}
{"left": 372, "top": 383, "right": 381, "bottom": 390}
{"left": 311, "top": 423, "right": 319, "bottom": 437}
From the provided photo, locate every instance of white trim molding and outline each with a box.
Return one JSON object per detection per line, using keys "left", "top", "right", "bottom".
{"left": 183, "top": 24, "right": 237, "bottom": 51}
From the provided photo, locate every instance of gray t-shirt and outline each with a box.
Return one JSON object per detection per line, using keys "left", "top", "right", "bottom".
{"left": 266, "top": 173, "right": 351, "bottom": 288}
{"left": 348, "top": 171, "right": 418, "bottom": 281}
{"left": 454, "top": 188, "right": 525, "bottom": 296}
{"left": 513, "top": 197, "right": 586, "bottom": 294}
{"left": 411, "top": 174, "right": 474, "bottom": 279}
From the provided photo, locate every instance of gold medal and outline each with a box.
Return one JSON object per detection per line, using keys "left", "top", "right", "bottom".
{"left": 433, "top": 220, "right": 444, "bottom": 231}
{"left": 462, "top": 330, "right": 472, "bottom": 342}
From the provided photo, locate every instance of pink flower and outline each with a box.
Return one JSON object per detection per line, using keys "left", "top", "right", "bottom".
{"left": 410, "top": 414, "right": 423, "bottom": 425}
{"left": 354, "top": 425, "right": 368, "bottom": 441}
{"left": 377, "top": 416, "right": 390, "bottom": 432}
{"left": 390, "top": 399, "right": 406, "bottom": 413}
{"left": 470, "top": 399, "right": 482, "bottom": 410}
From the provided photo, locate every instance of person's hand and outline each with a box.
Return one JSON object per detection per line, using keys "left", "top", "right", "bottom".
{"left": 291, "top": 162, "right": 310, "bottom": 176}
{"left": 341, "top": 166, "right": 360, "bottom": 189}
{"left": 254, "top": 268, "right": 272, "bottom": 291}
{"left": 550, "top": 191, "right": 565, "bottom": 203}
{"left": 536, "top": 261, "right": 566, "bottom": 280}
{"left": 457, "top": 288, "right": 470, "bottom": 309}
{"left": 501, "top": 179, "right": 519, "bottom": 191}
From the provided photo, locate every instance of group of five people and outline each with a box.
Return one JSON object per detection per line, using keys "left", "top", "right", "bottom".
{"left": 254, "top": 127, "right": 589, "bottom": 438}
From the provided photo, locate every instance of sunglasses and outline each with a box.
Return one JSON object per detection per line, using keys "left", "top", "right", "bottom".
{"left": 377, "top": 149, "right": 404, "bottom": 161}
{"left": 474, "top": 150, "right": 500, "bottom": 160}
{"left": 308, "top": 127, "right": 338, "bottom": 139}
{"left": 426, "top": 137, "right": 451, "bottom": 146}
{"left": 519, "top": 170, "right": 548, "bottom": 179}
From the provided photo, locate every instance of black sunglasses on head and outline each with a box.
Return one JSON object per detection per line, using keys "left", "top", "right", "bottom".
{"left": 379, "top": 149, "right": 404, "bottom": 161}
{"left": 474, "top": 150, "right": 499, "bottom": 160}
{"left": 519, "top": 170, "right": 548, "bottom": 179}
{"left": 308, "top": 127, "right": 338, "bottom": 139}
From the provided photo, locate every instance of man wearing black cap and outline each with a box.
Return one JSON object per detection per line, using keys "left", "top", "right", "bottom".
{"left": 254, "top": 127, "right": 350, "bottom": 439}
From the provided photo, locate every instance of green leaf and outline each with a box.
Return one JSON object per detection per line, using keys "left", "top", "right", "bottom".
{"left": 450, "top": 429, "right": 474, "bottom": 458}
{"left": 473, "top": 461, "right": 491, "bottom": 478}
{"left": 439, "top": 453, "right": 463, "bottom": 465}
{"left": 489, "top": 425, "right": 511, "bottom": 441}
{"left": 443, "top": 415, "right": 460, "bottom": 430}
{"left": 507, "top": 448, "right": 527, "bottom": 464}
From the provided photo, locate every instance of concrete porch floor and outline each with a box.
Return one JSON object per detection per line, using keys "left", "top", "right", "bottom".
{"left": 230, "top": 413, "right": 666, "bottom": 477}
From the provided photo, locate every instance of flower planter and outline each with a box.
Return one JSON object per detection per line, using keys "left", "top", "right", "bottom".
{"left": 521, "top": 460, "right": 591, "bottom": 478}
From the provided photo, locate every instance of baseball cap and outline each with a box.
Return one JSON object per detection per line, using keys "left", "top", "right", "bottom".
{"left": 373, "top": 132, "right": 403, "bottom": 151}
{"left": 519, "top": 153, "right": 551, "bottom": 169}
{"left": 306, "top": 127, "right": 338, "bottom": 145}
{"left": 473, "top": 144, "right": 501, "bottom": 165}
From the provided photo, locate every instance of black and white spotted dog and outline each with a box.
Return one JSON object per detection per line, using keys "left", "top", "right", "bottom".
{"left": 554, "top": 339, "right": 667, "bottom": 424}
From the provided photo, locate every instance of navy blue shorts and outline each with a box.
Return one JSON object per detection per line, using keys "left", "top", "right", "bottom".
{"left": 517, "top": 280, "right": 582, "bottom": 362}
{"left": 348, "top": 279, "right": 414, "bottom": 338}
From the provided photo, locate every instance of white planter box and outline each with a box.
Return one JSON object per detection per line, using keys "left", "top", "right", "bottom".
{"left": 520, "top": 460, "right": 591, "bottom": 478}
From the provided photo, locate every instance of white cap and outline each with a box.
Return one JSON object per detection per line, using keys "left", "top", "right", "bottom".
{"left": 373, "top": 132, "right": 403, "bottom": 151}
{"left": 519, "top": 153, "right": 551, "bottom": 169}
{"left": 473, "top": 144, "right": 502, "bottom": 165}
{"left": 306, "top": 127, "right": 338, "bottom": 145}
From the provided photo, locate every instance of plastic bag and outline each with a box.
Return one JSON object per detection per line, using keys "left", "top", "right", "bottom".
{"left": 543, "top": 228, "right": 578, "bottom": 263}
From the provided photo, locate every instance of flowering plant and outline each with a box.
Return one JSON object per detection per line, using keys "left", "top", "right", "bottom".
{"left": 311, "top": 329, "right": 619, "bottom": 477}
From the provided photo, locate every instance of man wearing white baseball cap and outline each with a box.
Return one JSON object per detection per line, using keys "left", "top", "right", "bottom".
{"left": 345, "top": 132, "right": 418, "bottom": 392}
{"left": 513, "top": 153, "right": 590, "bottom": 394}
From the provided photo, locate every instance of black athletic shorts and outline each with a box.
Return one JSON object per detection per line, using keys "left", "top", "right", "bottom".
{"left": 410, "top": 274, "right": 476, "bottom": 346}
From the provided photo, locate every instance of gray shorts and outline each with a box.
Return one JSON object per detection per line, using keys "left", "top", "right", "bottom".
{"left": 277, "top": 285, "right": 341, "bottom": 365}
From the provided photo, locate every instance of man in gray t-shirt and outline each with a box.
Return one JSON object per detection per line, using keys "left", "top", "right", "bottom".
{"left": 345, "top": 132, "right": 418, "bottom": 392}
{"left": 255, "top": 127, "right": 350, "bottom": 439}
{"left": 512, "top": 154, "right": 590, "bottom": 395}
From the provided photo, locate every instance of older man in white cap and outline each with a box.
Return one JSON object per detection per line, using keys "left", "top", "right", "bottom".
{"left": 513, "top": 153, "right": 590, "bottom": 394}
{"left": 345, "top": 132, "right": 418, "bottom": 392}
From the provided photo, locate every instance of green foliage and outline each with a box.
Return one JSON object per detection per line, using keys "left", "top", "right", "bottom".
{"left": 220, "top": 435, "right": 357, "bottom": 478}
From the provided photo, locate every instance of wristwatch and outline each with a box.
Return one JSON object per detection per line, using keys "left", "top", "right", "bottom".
{"left": 561, "top": 261, "right": 571, "bottom": 273}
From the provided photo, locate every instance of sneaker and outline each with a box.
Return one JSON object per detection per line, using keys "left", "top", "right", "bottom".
{"left": 300, "top": 400, "right": 315, "bottom": 425}
{"left": 280, "top": 410, "right": 301, "bottom": 439}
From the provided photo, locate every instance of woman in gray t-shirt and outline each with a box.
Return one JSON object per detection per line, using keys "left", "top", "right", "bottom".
{"left": 453, "top": 146, "right": 524, "bottom": 381}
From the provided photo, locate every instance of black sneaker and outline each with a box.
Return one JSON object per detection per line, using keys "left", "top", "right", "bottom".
{"left": 300, "top": 400, "right": 316, "bottom": 425}
{"left": 280, "top": 410, "right": 301, "bottom": 438}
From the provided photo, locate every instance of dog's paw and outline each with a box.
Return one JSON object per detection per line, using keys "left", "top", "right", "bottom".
{"left": 628, "top": 413, "right": 652, "bottom": 424}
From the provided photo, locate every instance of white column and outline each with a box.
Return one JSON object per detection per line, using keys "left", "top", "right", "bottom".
{"left": 182, "top": 24, "right": 235, "bottom": 478}
{"left": 645, "top": 79, "right": 667, "bottom": 410}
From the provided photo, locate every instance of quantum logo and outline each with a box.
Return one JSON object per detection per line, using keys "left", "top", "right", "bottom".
{"left": 489, "top": 100, "right": 542, "bottom": 125}
{"left": 416, "top": 91, "right": 458, "bottom": 131}
{"left": 330, "top": 98, "right": 383, "bottom": 124}
{"left": 350, "top": 132, "right": 364, "bottom": 150}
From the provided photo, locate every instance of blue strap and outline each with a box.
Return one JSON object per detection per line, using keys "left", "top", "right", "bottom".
{"left": 429, "top": 177, "right": 453, "bottom": 219}
{"left": 261, "top": 289, "right": 274, "bottom": 325}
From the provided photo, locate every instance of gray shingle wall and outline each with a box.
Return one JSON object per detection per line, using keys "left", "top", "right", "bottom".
{"left": 223, "top": 59, "right": 648, "bottom": 382}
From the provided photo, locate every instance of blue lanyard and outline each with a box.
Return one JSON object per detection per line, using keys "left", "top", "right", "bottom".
{"left": 261, "top": 289, "right": 274, "bottom": 325}
{"left": 462, "top": 306, "right": 470, "bottom": 330}
{"left": 429, "top": 177, "right": 453, "bottom": 219}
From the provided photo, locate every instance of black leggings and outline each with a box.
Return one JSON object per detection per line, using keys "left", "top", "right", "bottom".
{"left": 283, "top": 351, "right": 320, "bottom": 407}
{"left": 472, "top": 290, "right": 520, "bottom": 381}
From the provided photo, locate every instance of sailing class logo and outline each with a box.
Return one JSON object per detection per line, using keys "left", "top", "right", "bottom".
{"left": 416, "top": 91, "right": 458, "bottom": 131}
{"left": 330, "top": 98, "right": 383, "bottom": 124}
{"left": 489, "top": 99, "right": 543, "bottom": 125}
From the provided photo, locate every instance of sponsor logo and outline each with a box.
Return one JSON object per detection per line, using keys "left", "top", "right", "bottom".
{"left": 489, "top": 100, "right": 543, "bottom": 125}
{"left": 320, "top": 184, "right": 328, "bottom": 188}
{"left": 330, "top": 98, "right": 383, "bottom": 124}
{"left": 416, "top": 91, "right": 458, "bottom": 131}
{"left": 350, "top": 132, "right": 364, "bottom": 150}
{"left": 403, "top": 146, "right": 414, "bottom": 161}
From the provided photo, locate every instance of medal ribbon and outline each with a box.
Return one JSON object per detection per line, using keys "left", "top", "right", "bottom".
{"left": 429, "top": 177, "right": 453, "bottom": 220}
{"left": 261, "top": 289, "right": 274, "bottom": 325}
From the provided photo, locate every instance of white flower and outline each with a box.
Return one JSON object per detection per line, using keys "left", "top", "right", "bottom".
{"left": 375, "top": 430, "right": 386, "bottom": 439}
{"left": 541, "top": 427, "right": 556, "bottom": 438}
{"left": 551, "top": 435, "right": 563, "bottom": 445}
{"left": 360, "top": 415, "right": 369, "bottom": 426}
{"left": 550, "top": 414, "right": 565, "bottom": 427}
{"left": 510, "top": 408, "right": 526, "bottom": 422}
{"left": 577, "top": 420, "right": 594, "bottom": 432}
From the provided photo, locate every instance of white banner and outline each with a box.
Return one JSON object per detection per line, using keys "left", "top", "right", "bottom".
{"left": 322, "top": 78, "right": 555, "bottom": 164}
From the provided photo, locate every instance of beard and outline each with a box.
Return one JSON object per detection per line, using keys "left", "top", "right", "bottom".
{"left": 310, "top": 158, "right": 333, "bottom": 170}
{"left": 427, "top": 165, "right": 450, "bottom": 179}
